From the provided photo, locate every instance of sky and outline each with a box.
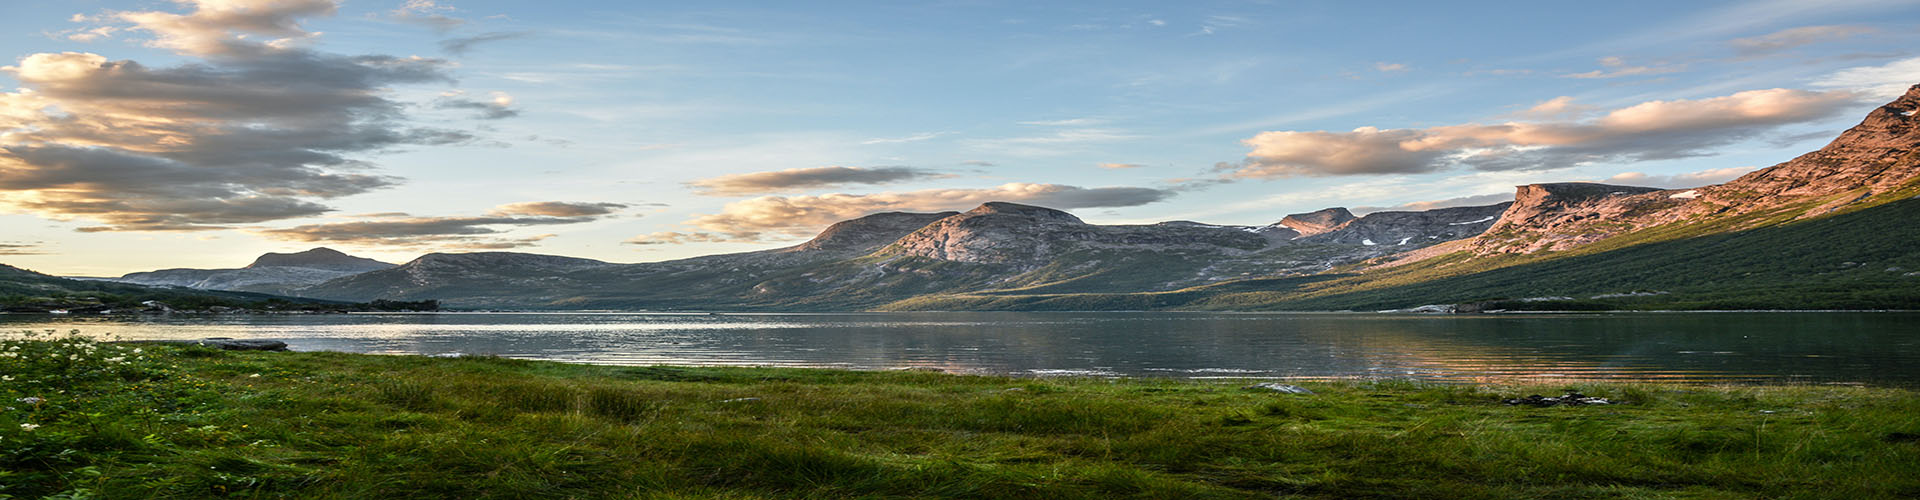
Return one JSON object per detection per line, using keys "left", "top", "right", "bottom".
{"left": 2, "top": 0, "right": 1919, "bottom": 276}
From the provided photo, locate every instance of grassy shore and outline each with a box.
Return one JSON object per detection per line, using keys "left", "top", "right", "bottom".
{"left": 3, "top": 333, "right": 1918, "bottom": 499}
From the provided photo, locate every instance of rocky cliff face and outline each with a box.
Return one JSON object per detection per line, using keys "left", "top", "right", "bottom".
{"left": 1721, "top": 85, "right": 1920, "bottom": 199}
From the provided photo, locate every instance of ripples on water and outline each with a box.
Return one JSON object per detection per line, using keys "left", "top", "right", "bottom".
{"left": 4, "top": 312, "right": 1916, "bottom": 385}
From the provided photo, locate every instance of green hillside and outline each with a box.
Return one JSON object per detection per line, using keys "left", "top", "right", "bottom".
{"left": 881, "top": 194, "right": 1920, "bottom": 312}
{"left": 0, "top": 264, "right": 397, "bottom": 313}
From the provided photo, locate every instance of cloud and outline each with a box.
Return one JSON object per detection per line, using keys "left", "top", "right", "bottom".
{"left": 1563, "top": 56, "right": 1684, "bottom": 79}
{"left": 1352, "top": 193, "right": 1516, "bottom": 215}
{"left": 0, "top": 242, "right": 46, "bottom": 256}
{"left": 964, "top": 128, "right": 1137, "bottom": 156}
{"left": 625, "top": 231, "right": 759, "bottom": 246}
{"left": 687, "top": 166, "right": 949, "bottom": 196}
{"left": 103, "top": 0, "right": 338, "bottom": 56}
{"left": 1018, "top": 118, "right": 1104, "bottom": 126}
{"left": 434, "top": 90, "right": 519, "bottom": 119}
{"left": 390, "top": 0, "right": 466, "bottom": 33}
{"left": 1516, "top": 96, "right": 1596, "bottom": 119}
{"left": 488, "top": 201, "right": 628, "bottom": 217}
{"left": 1813, "top": 56, "right": 1920, "bottom": 99}
{"left": 1602, "top": 166, "right": 1757, "bottom": 188}
{"left": 0, "top": 2, "right": 471, "bottom": 232}
{"left": 860, "top": 132, "right": 947, "bottom": 145}
{"left": 1730, "top": 25, "right": 1875, "bottom": 56}
{"left": 1218, "top": 88, "right": 1861, "bottom": 178}
{"left": 258, "top": 200, "right": 620, "bottom": 247}
{"left": 1098, "top": 163, "right": 1145, "bottom": 169}
{"left": 637, "top": 183, "right": 1175, "bottom": 244}
{"left": 439, "top": 31, "right": 532, "bottom": 55}
{"left": 1373, "top": 62, "right": 1408, "bottom": 72}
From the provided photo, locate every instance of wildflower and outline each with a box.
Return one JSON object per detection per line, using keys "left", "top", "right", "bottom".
{"left": 17, "top": 397, "right": 41, "bottom": 405}
{"left": 19, "top": 423, "right": 37, "bottom": 431}
{"left": 1, "top": 375, "right": 11, "bottom": 381}
{"left": 249, "top": 373, "right": 262, "bottom": 378}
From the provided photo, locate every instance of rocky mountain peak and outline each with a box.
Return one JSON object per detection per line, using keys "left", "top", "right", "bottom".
{"left": 1717, "top": 84, "right": 1920, "bottom": 199}
{"left": 965, "top": 202, "right": 1085, "bottom": 223}
{"left": 1278, "top": 207, "right": 1357, "bottom": 237}
{"left": 247, "top": 247, "right": 393, "bottom": 272}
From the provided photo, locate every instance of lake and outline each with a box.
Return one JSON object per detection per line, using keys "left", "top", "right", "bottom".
{"left": 4, "top": 311, "right": 1916, "bottom": 385}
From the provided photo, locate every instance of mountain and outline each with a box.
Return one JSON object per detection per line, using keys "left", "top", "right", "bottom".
{"left": 182, "top": 84, "right": 1920, "bottom": 312}
{"left": 291, "top": 199, "right": 1514, "bottom": 309}
{"left": 248, "top": 248, "right": 393, "bottom": 272}
{"left": 894, "top": 84, "right": 1920, "bottom": 311}
{"left": 108, "top": 248, "right": 395, "bottom": 295}
{"left": 295, "top": 252, "right": 611, "bottom": 306}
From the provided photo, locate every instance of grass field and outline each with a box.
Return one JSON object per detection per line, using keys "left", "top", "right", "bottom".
{"left": 4, "top": 331, "right": 1918, "bottom": 499}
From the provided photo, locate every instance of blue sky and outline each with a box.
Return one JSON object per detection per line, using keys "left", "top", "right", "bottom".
{"left": 1, "top": 0, "right": 1918, "bottom": 274}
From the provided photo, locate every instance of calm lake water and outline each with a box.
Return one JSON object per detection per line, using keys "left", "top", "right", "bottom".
{"left": 4, "top": 312, "right": 1917, "bottom": 385}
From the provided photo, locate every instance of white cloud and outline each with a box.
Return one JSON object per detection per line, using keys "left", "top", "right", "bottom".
{"left": 390, "top": 0, "right": 466, "bottom": 32}
{"left": 1603, "top": 167, "right": 1757, "bottom": 188}
{"left": 687, "top": 166, "right": 948, "bottom": 196}
{"left": 0, "top": 1, "right": 467, "bottom": 232}
{"left": 860, "top": 132, "right": 947, "bottom": 145}
{"left": 1563, "top": 56, "right": 1684, "bottom": 79}
{"left": 1218, "top": 88, "right": 1861, "bottom": 178}
{"left": 1517, "top": 96, "right": 1595, "bottom": 119}
{"left": 1814, "top": 56, "right": 1920, "bottom": 99}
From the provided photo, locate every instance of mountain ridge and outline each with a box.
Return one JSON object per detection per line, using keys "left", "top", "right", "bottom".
{"left": 77, "top": 83, "right": 1920, "bottom": 312}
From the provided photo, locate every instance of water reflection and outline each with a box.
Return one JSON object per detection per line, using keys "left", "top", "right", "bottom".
{"left": 3, "top": 312, "right": 1915, "bottom": 385}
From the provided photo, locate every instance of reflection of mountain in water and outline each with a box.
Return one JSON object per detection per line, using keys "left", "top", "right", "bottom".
{"left": 2, "top": 312, "right": 1913, "bottom": 384}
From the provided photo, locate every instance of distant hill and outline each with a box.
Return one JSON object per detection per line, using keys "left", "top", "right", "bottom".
{"left": 1, "top": 263, "right": 344, "bottom": 313}
{"left": 107, "top": 248, "right": 395, "bottom": 295}
{"left": 291, "top": 198, "right": 1514, "bottom": 309}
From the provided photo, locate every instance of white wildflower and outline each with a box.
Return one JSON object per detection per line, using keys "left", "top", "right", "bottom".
{"left": 19, "top": 423, "right": 37, "bottom": 431}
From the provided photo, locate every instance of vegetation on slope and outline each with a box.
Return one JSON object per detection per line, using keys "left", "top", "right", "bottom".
{"left": 4, "top": 332, "right": 1919, "bottom": 499}
{"left": 0, "top": 264, "right": 436, "bottom": 313}
{"left": 884, "top": 192, "right": 1920, "bottom": 312}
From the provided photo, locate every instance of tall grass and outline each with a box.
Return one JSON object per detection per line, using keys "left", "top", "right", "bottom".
{"left": 3, "top": 335, "right": 1917, "bottom": 498}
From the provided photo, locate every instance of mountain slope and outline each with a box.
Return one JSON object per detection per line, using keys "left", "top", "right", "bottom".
{"left": 881, "top": 85, "right": 1920, "bottom": 311}
{"left": 2, "top": 263, "right": 344, "bottom": 312}
{"left": 291, "top": 200, "right": 1514, "bottom": 309}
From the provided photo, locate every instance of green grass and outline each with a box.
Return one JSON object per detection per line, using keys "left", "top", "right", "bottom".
{"left": 5, "top": 332, "right": 1920, "bottom": 499}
